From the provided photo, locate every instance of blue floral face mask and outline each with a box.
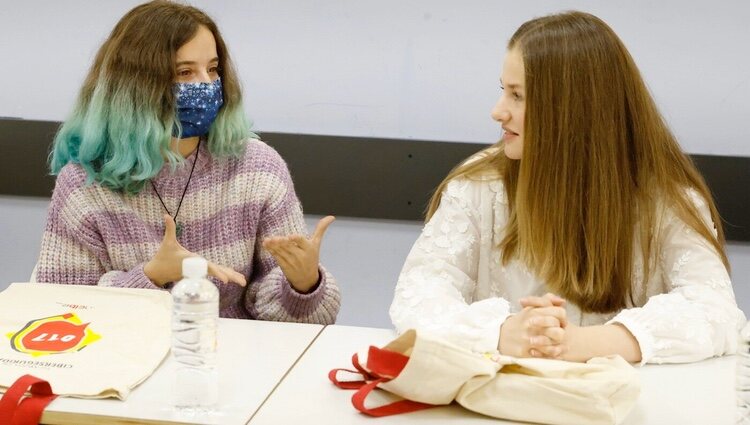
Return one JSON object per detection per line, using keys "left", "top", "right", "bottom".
{"left": 173, "top": 78, "right": 224, "bottom": 138}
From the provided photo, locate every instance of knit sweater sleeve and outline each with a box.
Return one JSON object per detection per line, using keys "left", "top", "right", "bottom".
{"left": 35, "top": 165, "right": 160, "bottom": 290}
{"left": 244, "top": 144, "right": 340, "bottom": 324}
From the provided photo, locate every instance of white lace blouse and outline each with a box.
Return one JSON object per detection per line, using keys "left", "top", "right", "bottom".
{"left": 389, "top": 176, "right": 745, "bottom": 364}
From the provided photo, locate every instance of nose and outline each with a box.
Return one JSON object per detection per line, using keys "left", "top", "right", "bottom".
{"left": 195, "top": 70, "right": 213, "bottom": 83}
{"left": 491, "top": 96, "right": 510, "bottom": 123}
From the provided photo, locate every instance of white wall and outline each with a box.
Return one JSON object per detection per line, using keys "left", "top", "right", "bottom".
{"left": 1, "top": 1, "right": 749, "bottom": 326}
{"left": 1, "top": 1, "right": 749, "bottom": 155}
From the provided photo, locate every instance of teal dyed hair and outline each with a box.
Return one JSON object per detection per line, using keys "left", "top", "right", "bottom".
{"left": 50, "top": 0, "right": 253, "bottom": 195}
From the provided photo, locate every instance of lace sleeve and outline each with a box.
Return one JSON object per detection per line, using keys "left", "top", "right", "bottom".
{"left": 389, "top": 179, "right": 510, "bottom": 353}
{"left": 610, "top": 190, "right": 745, "bottom": 364}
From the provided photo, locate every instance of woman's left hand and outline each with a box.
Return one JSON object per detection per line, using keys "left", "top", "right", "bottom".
{"left": 262, "top": 216, "right": 335, "bottom": 293}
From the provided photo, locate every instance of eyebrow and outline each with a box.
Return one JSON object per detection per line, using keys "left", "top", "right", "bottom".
{"left": 499, "top": 79, "right": 523, "bottom": 89}
{"left": 175, "top": 57, "right": 219, "bottom": 67}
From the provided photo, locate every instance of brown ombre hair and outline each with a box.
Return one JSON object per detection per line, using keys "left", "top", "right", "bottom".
{"left": 426, "top": 11, "right": 728, "bottom": 313}
{"left": 51, "top": 0, "right": 251, "bottom": 194}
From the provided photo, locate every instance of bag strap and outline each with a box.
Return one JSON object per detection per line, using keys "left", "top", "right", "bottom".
{"left": 329, "top": 353, "right": 376, "bottom": 389}
{"left": 328, "top": 368, "right": 368, "bottom": 390}
{"left": 364, "top": 345, "right": 411, "bottom": 379}
{"left": 328, "top": 345, "right": 434, "bottom": 417}
{"left": 0, "top": 375, "right": 57, "bottom": 425}
{"left": 350, "top": 378, "right": 434, "bottom": 417}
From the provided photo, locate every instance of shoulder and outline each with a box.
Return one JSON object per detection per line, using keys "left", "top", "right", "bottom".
{"left": 219, "top": 139, "right": 296, "bottom": 204}
{"left": 242, "top": 138, "right": 286, "bottom": 165}
{"left": 232, "top": 138, "right": 291, "bottom": 178}
{"left": 51, "top": 163, "right": 99, "bottom": 207}
{"left": 48, "top": 164, "right": 109, "bottom": 228}
{"left": 55, "top": 163, "right": 89, "bottom": 191}
{"left": 443, "top": 174, "right": 507, "bottom": 208}
{"left": 684, "top": 187, "right": 710, "bottom": 214}
{"left": 435, "top": 177, "right": 507, "bottom": 228}
{"left": 654, "top": 186, "right": 719, "bottom": 243}
{"left": 658, "top": 187, "right": 713, "bottom": 222}
{"left": 54, "top": 163, "right": 131, "bottom": 209}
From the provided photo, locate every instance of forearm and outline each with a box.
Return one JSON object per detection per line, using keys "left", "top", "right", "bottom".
{"left": 565, "top": 324, "right": 642, "bottom": 363}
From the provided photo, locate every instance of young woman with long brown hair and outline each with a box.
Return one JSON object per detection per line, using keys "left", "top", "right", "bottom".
{"left": 389, "top": 11, "right": 744, "bottom": 364}
{"left": 35, "top": 1, "right": 340, "bottom": 324}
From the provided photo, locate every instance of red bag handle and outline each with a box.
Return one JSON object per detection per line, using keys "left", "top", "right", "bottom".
{"left": 329, "top": 353, "right": 375, "bottom": 389}
{"left": 350, "top": 377, "right": 434, "bottom": 417}
{"left": 0, "top": 375, "right": 57, "bottom": 425}
{"left": 328, "top": 346, "right": 434, "bottom": 417}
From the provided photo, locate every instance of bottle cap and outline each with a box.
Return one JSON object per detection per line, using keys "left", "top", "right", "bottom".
{"left": 182, "top": 257, "right": 208, "bottom": 278}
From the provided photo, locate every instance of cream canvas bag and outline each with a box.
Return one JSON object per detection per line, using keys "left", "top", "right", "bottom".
{"left": 0, "top": 283, "right": 171, "bottom": 400}
{"left": 330, "top": 329, "right": 640, "bottom": 425}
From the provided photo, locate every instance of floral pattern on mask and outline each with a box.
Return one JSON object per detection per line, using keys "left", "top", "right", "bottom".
{"left": 173, "top": 78, "right": 224, "bottom": 138}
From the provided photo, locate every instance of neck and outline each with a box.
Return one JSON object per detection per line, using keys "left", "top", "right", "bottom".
{"left": 170, "top": 136, "right": 200, "bottom": 158}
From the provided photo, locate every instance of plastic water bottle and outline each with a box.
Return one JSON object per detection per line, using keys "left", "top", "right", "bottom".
{"left": 738, "top": 322, "right": 750, "bottom": 424}
{"left": 172, "top": 257, "right": 219, "bottom": 410}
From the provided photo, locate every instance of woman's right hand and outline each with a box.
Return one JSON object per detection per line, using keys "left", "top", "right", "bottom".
{"left": 144, "top": 215, "right": 247, "bottom": 287}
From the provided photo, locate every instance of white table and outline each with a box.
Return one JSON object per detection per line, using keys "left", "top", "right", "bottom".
{"left": 38, "top": 319, "right": 324, "bottom": 425}
{"left": 250, "top": 325, "right": 737, "bottom": 425}
{"left": 622, "top": 355, "right": 734, "bottom": 425}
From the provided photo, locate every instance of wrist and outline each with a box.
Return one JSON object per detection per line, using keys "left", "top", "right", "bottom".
{"left": 561, "top": 324, "right": 589, "bottom": 362}
{"left": 498, "top": 314, "right": 518, "bottom": 355}
{"left": 562, "top": 324, "right": 642, "bottom": 363}
{"left": 290, "top": 270, "right": 321, "bottom": 294}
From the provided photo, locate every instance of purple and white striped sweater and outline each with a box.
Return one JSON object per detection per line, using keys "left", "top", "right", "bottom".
{"left": 36, "top": 139, "right": 340, "bottom": 324}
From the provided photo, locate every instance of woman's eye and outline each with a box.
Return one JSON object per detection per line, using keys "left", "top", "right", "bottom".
{"left": 209, "top": 66, "right": 220, "bottom": 74}
{"left": 177, "top": 69, "right": 191, "bottom": 77}
{"left": 513, "top": 92, "right": 523, "bottom": 101}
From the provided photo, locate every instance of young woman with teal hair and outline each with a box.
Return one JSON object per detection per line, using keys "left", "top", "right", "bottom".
{"left": 37, "top": 0, "right": 340, "bottom": 324}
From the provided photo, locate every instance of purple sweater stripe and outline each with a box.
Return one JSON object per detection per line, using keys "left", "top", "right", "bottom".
{"left": 154, "top": 142, "right": 294, "bottom": 197}
{"left": 49, "top": 203, "right": 266, "bottom": 249}
{"left": 35, "top": 139, "right": 340, "bottom": 324}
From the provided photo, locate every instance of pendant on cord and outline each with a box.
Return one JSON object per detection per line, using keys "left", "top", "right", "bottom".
{"left": 150, "top": 139, "right": 201, "bottom": 241}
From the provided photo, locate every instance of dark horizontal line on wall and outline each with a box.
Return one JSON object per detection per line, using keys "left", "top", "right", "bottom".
{"left": 2, "top": 119, "right": 749, "bottom": 241}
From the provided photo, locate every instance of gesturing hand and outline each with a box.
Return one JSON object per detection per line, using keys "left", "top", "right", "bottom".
{"left": 144, "top": 214, "right": 247, "bottom": 287}
{"left": 499, "top": 293, "right": 568, "bottom": 359}
{"left": 262, "top": 216, "right": 335, "bottom": 293}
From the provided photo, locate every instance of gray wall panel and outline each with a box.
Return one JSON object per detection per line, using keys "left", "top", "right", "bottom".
{"left": 2, "top": 119, "right": 748, "bottom": 241}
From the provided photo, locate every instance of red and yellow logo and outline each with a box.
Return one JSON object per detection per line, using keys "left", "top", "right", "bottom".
{"left": 5, "top": 313, "right": 101, "bottom": 357}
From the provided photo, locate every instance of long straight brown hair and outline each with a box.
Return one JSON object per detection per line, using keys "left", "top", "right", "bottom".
{"left": 427, "top": 11, "right": 728, "bottom": 313}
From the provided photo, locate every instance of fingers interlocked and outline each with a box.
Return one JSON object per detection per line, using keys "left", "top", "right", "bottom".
{"left": 513, "top": 293, "right": 567, "bottom": 358}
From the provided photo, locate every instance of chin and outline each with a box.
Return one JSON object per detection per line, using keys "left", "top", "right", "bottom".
{"left": 503, "top": 143, "right": 523, "bottom": 160}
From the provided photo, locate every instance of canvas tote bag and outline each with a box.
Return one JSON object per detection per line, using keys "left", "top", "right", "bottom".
{"left": 0, "top": 283, "right": 171, "bottom": 400}
{"left": 329, "top": 329, "right": 640, "bottom": 425}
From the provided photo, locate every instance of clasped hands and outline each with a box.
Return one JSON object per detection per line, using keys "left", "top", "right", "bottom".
{"left": 145, "top": 214, "right": 334, "bottom": 293}
{"left": 499, "top": 292, "right": 577, "bottom": 360}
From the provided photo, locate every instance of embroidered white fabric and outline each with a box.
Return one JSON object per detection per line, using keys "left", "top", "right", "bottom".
{"left": 389, "top": 176, "right": 745, "bottom": 364}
